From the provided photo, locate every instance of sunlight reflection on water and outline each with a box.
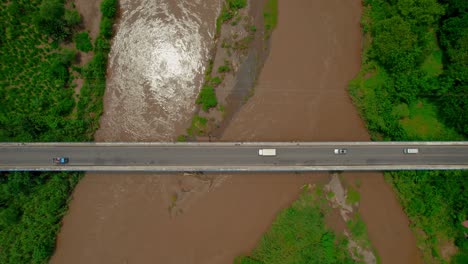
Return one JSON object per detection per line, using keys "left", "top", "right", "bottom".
{"left": 99, "top": 0, "right": 220, "bottom": 141}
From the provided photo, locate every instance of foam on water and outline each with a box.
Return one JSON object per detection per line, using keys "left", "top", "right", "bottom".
{"left": 98, "top": 0, "right": 220, "bottom": 141}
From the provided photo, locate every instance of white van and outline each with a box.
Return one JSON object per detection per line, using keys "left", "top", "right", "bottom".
{"left": 403, "top": 148, "right": 419, "bottom": 154}
{"left": 258, "top": 149, "right": 277, "bottom": 156}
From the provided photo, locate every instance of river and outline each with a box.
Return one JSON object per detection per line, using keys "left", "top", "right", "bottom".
{"left": 52, "top": 1, "right": 421, "bottom": 263}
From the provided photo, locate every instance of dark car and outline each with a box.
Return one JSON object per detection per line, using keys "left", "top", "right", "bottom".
{"left": 53, "top": 157, "right": 69, "bottom": 164}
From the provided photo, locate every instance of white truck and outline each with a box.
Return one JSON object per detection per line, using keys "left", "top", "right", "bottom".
{"left": 258, "top": 149, "right": 277, "bottom": 156}
{"left": 404, "top": 148, "right": 419, "bottom": 154}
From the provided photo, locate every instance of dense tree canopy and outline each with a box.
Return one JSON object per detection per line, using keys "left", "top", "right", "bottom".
{"left": 372, "top": 16, "right": 420, "bottom": 73}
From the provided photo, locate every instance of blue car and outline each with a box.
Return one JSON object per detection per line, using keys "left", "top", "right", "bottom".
{"left": 53, "top": 157, "right": 69, "bottom": 164}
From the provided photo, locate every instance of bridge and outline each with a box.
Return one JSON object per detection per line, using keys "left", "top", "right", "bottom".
{"left": 0, "top": 142, "right": 467, "bottom": 172}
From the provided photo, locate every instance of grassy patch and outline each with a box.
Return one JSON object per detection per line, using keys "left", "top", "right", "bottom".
{"left": 210, "top": 76, "right": 223, "bottom": 87}
{"left": 235, "top": 187, "right": 357, "bottom": 264}
{"left": 176, "top": 135, "right": 187, "bottom": 142}
{"left": 421, "top": 49, "right": 442, "bottom": 77}
{"left": 421, "top": 31, "right": 443, "bottom": 77}
{"left": 400, "top": 100, "right": 461, "bottom": 140}
{"left": 218, "top": 60, "right": 232, "bottom": 73}
{"left": 218, "top": 104, "right": 225, "bottom": 112}
{"left": 74, "top": 32, "right": 93, "bottom": 52}
{"left": 196, "top": 85, "right": 218, "bottom": 111}
{"left": 218, "top": 0, "right": 247, "bottom": 26}
{"left": 186, "top": 115, "right": 208, "bottom": 136}
{"left": 263, "top": 0, "right": 278, "bottom": 39}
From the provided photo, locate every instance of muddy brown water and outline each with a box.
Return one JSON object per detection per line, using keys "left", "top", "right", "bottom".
{"left": 52, "top": 0, "right": 421, "bottom": 263}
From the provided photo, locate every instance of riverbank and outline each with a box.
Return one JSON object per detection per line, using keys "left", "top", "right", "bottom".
{"left": 0, "top": 0, "right": 116, "bottom": 263}
{"left": 349, "top": 1, "right": 467, "bottom": 262}
{"left": 178, "top": 0, "right": 270, "bottom": 141}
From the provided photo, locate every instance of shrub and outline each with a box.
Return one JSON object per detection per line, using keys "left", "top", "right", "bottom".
{"left": 187, "top": 116, "right": 208, "bottom": 136}
{"left": 228, "top": 0, "right": 247, "bottom": 10}
{"left": 100, "top": 17, "right": 113, "bottom": 38}
{"left": 74, "top": 32, "right": 93, "bottom": 52}
{"left": 346, "top": 186, "right": 360, "bottom": 205}
{"left": 34, "top": 0, "right": 67, "bottom": 40}
{"left": 101, "top": 0, "right": 118, "bottom": 19}
{"left": 196, "top": 85, "right": 218, "bottom": 111}
{"left": 220, "top": 6, "right": 234, "bottom": 23}
{"left": 94, "top": 36, "right": 111, "bottom": 52}
{"left": 210, "top": 76, "right": 222, "bottom": 86}
{"left": 65, "top": 9, "right": 81, "bottom": 28}
{"left": 218, "top": 60, "right": 231, "bottom": 73}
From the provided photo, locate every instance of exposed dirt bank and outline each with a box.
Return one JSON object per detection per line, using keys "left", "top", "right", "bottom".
{"left": 73, "top": 0, "right": 101, "bottom": 40}
{"left": 68, "top": 0, "right": 102, "bottom": 100}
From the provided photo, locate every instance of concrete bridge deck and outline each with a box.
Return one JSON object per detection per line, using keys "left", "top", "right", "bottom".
{"left": 1, "top": 142, "right": 467, "bottom": 171}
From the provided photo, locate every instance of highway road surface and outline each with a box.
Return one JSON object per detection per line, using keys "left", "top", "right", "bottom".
{"left": 0, "top": 142, "right": 467, "bottom": 171}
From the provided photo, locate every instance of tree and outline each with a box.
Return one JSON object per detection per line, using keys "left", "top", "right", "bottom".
{"left": 74, "top": 32, "right": 93, "bottom": 52}
{"left": 65, "top": 9, "right": 81, "bottom": 28}
{"left": 100, "top": 17, "right": 113, "bottom": 38}
{"left": 100, "top": 0, "right": 117, "bottom": 19}
{"left": 396, "top": 0, "right": 444, "bottom": 27}
{"left": 34, "top": 0, "right": 67, "bottom": 40}
{"left": 372, "top": 16, "right": 420, "bottom": 73}
{"left": 196, "top": 85, "right": 218, "bottom": 111}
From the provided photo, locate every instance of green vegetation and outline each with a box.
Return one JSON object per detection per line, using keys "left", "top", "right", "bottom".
{"left": 0, "top": 172, "right": 81, "bottom": 264}
{"left": 100, "top": 0, "right": 118, "bottom": 19}
{"left": 176, "top": 135, "right": 187, "bottom": 142}
{"left": 204, "top": 59, "right": 214, "bottom": 82}
{"left": 33, "top": 0, "right": 68, "bottom": 40}
{"left": 221, "top": 0, "right": 246, "bottom": 23}
{"left": 218, "top": 60, "right": 231, "bottom": 73}
{"left": 400, "top": 100, "right": 461, "bottom": 140}
{"left": 347, "top": 215, "right": 371, "bottom": 248}
{"left": 387, "top": 170, "right": 468, "bottom": 263}
{"left": 218, "top": 104, "right": 225, "bottom": 112}
{"left": 64, "top": 8, "right": 81, "bottom": 28}
{"left": 263, "top": 0, "right": 278, "bottom": 39}
{"left": 437, "top": 2, "right": 467, "bottom": 135}
{"left": 196, "top": 85, "right": 218, "bottom": 111}
{"left": 74, "top": 32, "right": 93, "bottom": 52}
{"left": 233, "top": 35, "right": 254, "bottom": 51}
{"left": 227, "top": 0, "right": 246, "bottom": 10}
{"left": 186, "top": 115, "right": 208, "bottom": 136}
{"left": 195, "top": 59, "right": 219, "bottom": 112}
{"left": 351, "top": 0, "right": 467, "bottom": 262}
{"left": 346, "top": 186, "right": 360, "bottom": 205}
{"left": 0, "top": 0, "right": 118, "bottom": 262}
{"left": 235, "top": 187, "right": 357, "bottom": 264}
{"left": 210, "top": 76, "right": 223, "bottom": 87}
